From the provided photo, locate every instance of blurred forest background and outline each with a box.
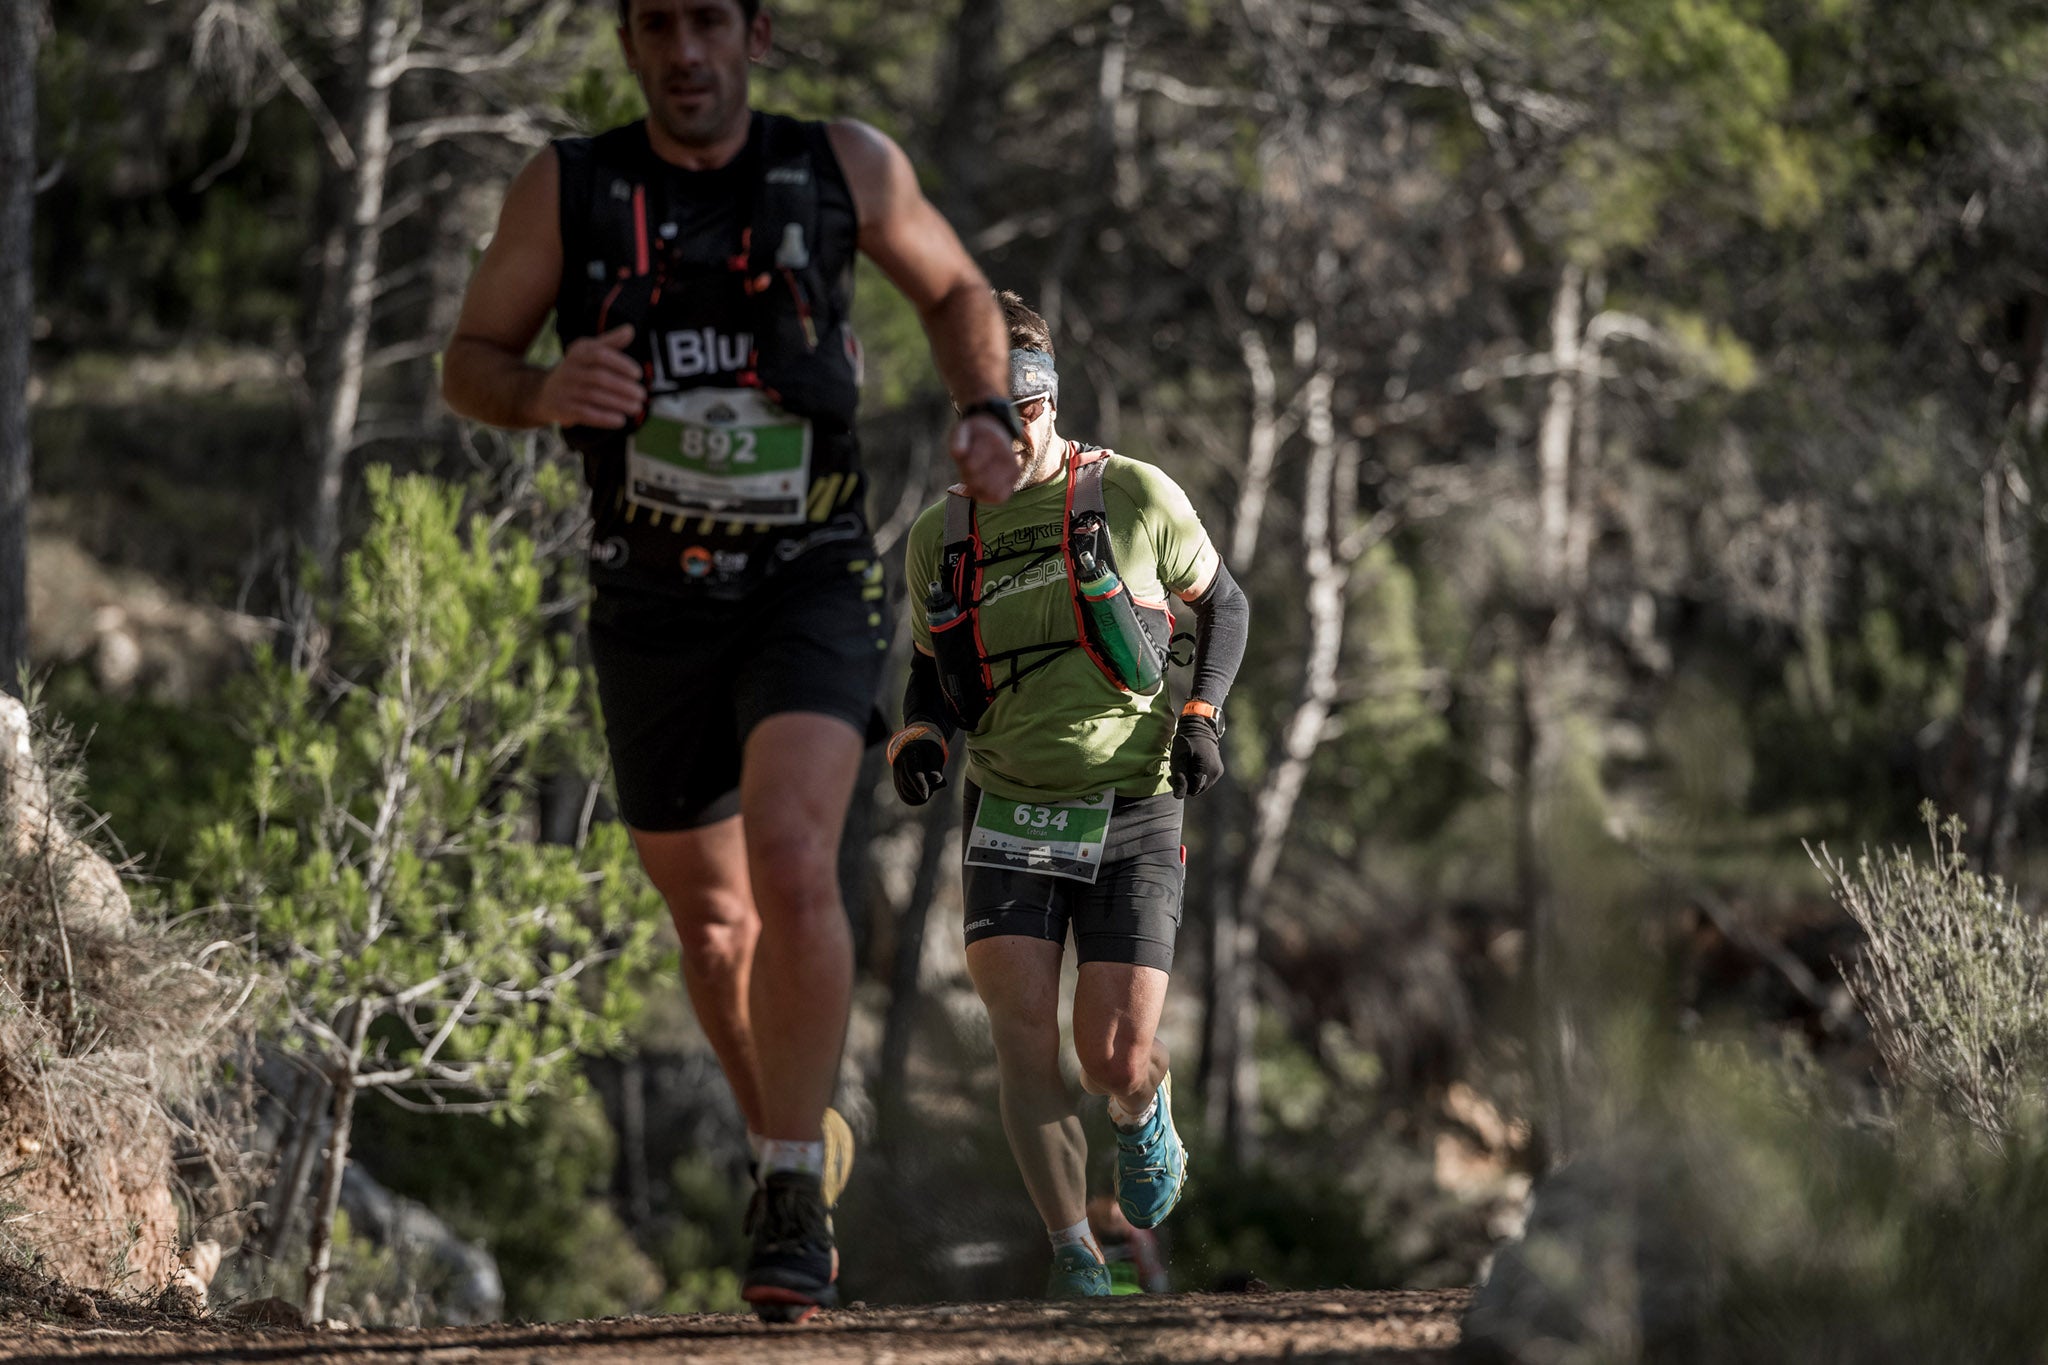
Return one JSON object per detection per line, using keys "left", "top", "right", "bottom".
{"left": 10, "top": 0, "right": 2048, "bottom": 1352}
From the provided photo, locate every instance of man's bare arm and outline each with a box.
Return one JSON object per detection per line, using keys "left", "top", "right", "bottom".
{"left": 828, "top": 119, "right": 1019, "bottom": 501}
{"left": 441, "top": 149, "right": 646, "bottom": 431}
{"left": 829, "top": 120, "right": 1008, "bottom": 402}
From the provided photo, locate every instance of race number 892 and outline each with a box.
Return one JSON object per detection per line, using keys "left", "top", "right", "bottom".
{"left": 680, "top": 425, "right": 758, "bottom": 465}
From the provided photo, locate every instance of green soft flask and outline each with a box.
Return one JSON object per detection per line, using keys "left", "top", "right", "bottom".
{"left": 1074, "top": 539, "right": 1165, "bottom": 693}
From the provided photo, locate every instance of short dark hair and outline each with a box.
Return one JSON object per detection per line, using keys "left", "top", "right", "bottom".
{"left": 616, "top": 0, "right": 762, "bottom": 26}
{"left": 997, "top": 290, "right": 1053, "bottom": 358}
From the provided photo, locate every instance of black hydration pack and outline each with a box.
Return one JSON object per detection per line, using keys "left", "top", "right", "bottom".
{"left": 552, "top": 113, "right": 868, "bottom": 597}
{"left": 927, "top": 449, "right": 1182, "bottom": 732}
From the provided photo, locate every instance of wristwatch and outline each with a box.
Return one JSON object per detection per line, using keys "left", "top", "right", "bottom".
{"left": 957, "top": 396, "right": 1023, "bottom": 444}
{"left": 1181, "top": 698, "right": 1224, "bottom": 732}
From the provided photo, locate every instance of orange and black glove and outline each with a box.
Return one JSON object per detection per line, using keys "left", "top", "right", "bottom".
{"left": 1170, "top": 701, "right": 1226, "bottom": 799}
{"left": 887, "top": 721, "right": 950, "bottom": 806}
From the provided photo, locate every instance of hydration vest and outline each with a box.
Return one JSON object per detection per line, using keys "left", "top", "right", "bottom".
{"left": 927, "top": 450, "right": 1183, "bottom": 732}
{"left": 553, "top": 114, "right": 867, "bottom": 598}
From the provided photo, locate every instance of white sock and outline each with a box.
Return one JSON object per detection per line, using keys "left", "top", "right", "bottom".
{"left": 1108, "top": 1094, "right": 1157, "bottom": 1131}
{"left": 759, "top": 1138, "right": 826, "bottom": 1178}
{"left": 747, "top": 1131, "right": 767, "bottom": 1171}
{"left": 1049, "top": 1217, "right": 1103, "bottom": 1263}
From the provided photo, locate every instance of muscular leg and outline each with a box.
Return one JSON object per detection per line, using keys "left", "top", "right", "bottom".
{"left": 739, "top": 712, "right": 863, "bottom": 1143}
{"left": 630, "top": 817, "right": 765, "bottom": 1134}
{"left": 966, "top": 935, "right": 1088, "bottom": 1232}
{"left": 1072, "top": 962, "right": 1171, "bottom": 1117}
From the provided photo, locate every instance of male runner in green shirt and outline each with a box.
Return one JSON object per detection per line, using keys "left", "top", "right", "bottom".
{"left": 889, "top": 292, "right": 1251, "bottom": 1297}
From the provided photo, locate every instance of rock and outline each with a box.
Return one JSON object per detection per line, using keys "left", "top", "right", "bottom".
{"left": 54, "top": 1289, "right": 98, "bottom": 1321}
{"left": 181, "top": 1239, "right": 223, "bottom": 1287}
{"left": 161, "top": 1278, "right": 207, "bottom": 1318}
{"left": 341, "top": 1163, "right": 504, "bottom": 1324}
{"left": 164, "top": 1239, "right": 222, "bottom": 1315}
{"left": 1462, "top": 1138, "right": 1721, "bottom": 1363}
{"left": 0, "top": 694, "right": 132, "bottom": 937}
{"left": 89, "top": 606, "right": 144, "bottom": 695}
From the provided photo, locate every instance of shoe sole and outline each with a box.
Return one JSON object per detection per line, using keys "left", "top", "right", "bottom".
{"left": 746, "top": 1292, "right": 823, "bottom": 1325}
{"left": 744, "top": 1277, "right": 839, "bottom": 1324}
{"left": 822, "top": 1106, "right": 855, "bottom": 1208}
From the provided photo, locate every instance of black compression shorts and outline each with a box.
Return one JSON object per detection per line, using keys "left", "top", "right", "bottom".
{"left": 587, "top": 548, "right": 890, "bottom": 831}
{"left": 959, "top": 781, "right": 1186, "bottom": 972}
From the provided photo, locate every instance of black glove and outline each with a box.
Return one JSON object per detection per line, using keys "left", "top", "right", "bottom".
{"left": 887, "top": 722, "right": 949, "bottom": 806}
{"left": 1170, "top": 712, "right": 1225, "bottom": 799}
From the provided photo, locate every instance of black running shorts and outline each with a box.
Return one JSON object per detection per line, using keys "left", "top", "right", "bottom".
{"left": 959, "top": 781, "right": 1186, "bottom": 972}
{"left": 586, "top": 549, "right": 890, "bottom": 831}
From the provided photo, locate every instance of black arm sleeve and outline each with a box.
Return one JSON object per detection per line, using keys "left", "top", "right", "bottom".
{"left": 1186, "top": 561, "right": 1249, "bottom": 710}
{"left": 903, "top": 649, "right": 958, "bottom": 738}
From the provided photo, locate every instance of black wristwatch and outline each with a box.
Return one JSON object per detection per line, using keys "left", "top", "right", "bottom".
{"left": 957, "top": 396, "right": 1023, "bottom": 444}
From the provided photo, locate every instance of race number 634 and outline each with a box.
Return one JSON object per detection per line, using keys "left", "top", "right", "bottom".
{"left": 1013, "top": 804, "right": 1070, "bottom": 832}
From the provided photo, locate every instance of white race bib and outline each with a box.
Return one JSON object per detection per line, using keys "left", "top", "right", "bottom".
{"left": 964, "top": 791, "right": 1113, "bottom": 884}
{"left": 627, "top": 388, "right": 812, "bottom": 525}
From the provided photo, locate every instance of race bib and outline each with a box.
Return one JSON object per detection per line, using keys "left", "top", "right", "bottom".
{"left": 627, "top": 388, "right": 812, "bottom": 525}
{"left": 965, "top": 791, "right": 1113, "bottom": 884}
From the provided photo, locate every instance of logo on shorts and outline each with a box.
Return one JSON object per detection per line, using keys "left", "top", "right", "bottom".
{"left": 713, "top": 550, "right": 749, "bottom": 576}
{"left": 681, "top": 545, "right": 714, "bottom": 579}
{"left": 591, "top": 537, "right": 629, "bottom": 569}
{"left": 964, "top": 918, "right": 996, "bottom": 933}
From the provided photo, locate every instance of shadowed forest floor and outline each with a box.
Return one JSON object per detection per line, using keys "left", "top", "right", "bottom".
{"left": 0, "top": 1289, "right": 1467, "bottom": 1363}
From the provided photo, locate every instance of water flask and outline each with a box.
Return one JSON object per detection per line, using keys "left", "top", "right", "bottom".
{"left": 1075, "top": 544, "right": 1164, "bottom": 692}
{"left": 925, "top": 579, "right": 961, "bottom": 630}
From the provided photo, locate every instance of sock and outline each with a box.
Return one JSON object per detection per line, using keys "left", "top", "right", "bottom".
{"left": 759, "top": 1138, "right": 826, "bottom": 1179}
{"left": 1049, "top": 1217, "right": 1103, "bottom": 1264}
{"left": 747, "top": 1131, "right": 767, "bottom": 1173}
{"left": 1108, "top": 1093, "right": 1158, "bottom": 1131}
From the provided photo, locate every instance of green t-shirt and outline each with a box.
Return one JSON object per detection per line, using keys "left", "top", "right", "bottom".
{"left": 905, "top": 449, "right": 1220, "bottom": 802}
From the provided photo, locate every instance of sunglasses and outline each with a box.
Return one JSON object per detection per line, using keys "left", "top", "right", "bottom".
{"left": 955, "top": 392, "right": 1053, "bottom": 424}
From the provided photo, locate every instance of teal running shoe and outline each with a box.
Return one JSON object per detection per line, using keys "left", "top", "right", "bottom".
{"left": 1114, "top": 1072, "right": 1187, "bottom": 1230}
{"left": 1047, "top": 1243, "right": 1114, "bottom": 1298}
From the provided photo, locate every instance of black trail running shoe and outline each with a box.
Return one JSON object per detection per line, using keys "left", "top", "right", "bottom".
{"left": 741, "top": 1170, "right": 839, "bottom": 1323}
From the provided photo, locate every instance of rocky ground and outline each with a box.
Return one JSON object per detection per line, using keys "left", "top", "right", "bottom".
{"left": 0, "top": 1289, "right": 1467, "bottom": 1364}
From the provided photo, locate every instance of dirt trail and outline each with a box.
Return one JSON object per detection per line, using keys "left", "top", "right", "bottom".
{"left": 1, "top": 1289, "right": 1468, "bottom": 1364}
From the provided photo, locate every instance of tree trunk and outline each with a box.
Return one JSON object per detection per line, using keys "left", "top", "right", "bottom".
{"left": 878, "top": 757, "right": 958, "bottom": 1143}
{"left": 621, "top": 1055, "right": 651, "bottom": 1231}
{"left": 1536, "top": 264, "right": 1584, "bottom": 589}
{"left": 303, "top": 1004, "right": 370, "bottom": 1323}
{"left": 839, "top": 747, "right": 884, "bottom": 965}
{"left": 1207, "top": 355, "right": 1350, "bottom": 1168}
{"left": 1564, "top": 268, "right": 1605, "bottom": 590}
{"left": 305, "top": 0, "right": 402, "bottom": 573}
{"left": 1522, "top": 265, "right": 1592, "bottom": 1165}
{"left": 261, "top": 1067, "right": 330, "bottom": 1265}
{"left": 0, "top": 0, "right": 35, "bottom": 693}
{"left": 1197, "top": 323, "right": 1281, "bottom": 1158}
{"left": 933, "top": 0, "right": 1005, "bottom": 230}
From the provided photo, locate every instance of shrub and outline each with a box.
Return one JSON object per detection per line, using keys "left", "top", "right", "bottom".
{"left": 1811, "top": 806, "right": 2048, "bottom": 1140}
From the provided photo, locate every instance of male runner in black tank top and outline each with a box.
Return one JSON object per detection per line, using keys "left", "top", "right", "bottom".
{"left": 441, "top": 0, "right": 1021, "bottom": 1323}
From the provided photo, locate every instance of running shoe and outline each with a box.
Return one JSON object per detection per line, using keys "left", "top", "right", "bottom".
{"left": 741, "top": 1171, "right": 839, "bottom": 1324}
{"left": 1046, "top": 1243, "right": 1114, "bottom": 1298}
{"left": 1113, "top": 1072, "right": 1187, "bottom": 1230}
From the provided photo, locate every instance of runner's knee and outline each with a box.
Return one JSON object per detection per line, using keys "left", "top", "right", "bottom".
{"left": 1076, "top": 1038, "right": 1150, "bottom": 1098}
{"left": 983, "top": 997, "right": 1060, "bottom": 1056}
{"left": 746, "top": 826, "right": 840, "bottom": 917}
{"left": 672, "top": 899, "right": 758, "bottom": 975}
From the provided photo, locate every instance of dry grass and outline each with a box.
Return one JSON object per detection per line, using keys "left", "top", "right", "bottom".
{"left": 0, "top": 698, "right": 258, "bottom": 1288}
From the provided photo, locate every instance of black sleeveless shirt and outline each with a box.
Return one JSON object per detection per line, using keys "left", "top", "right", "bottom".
{"left": 553, "top": 113, "right": 867, "bottom": 600}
